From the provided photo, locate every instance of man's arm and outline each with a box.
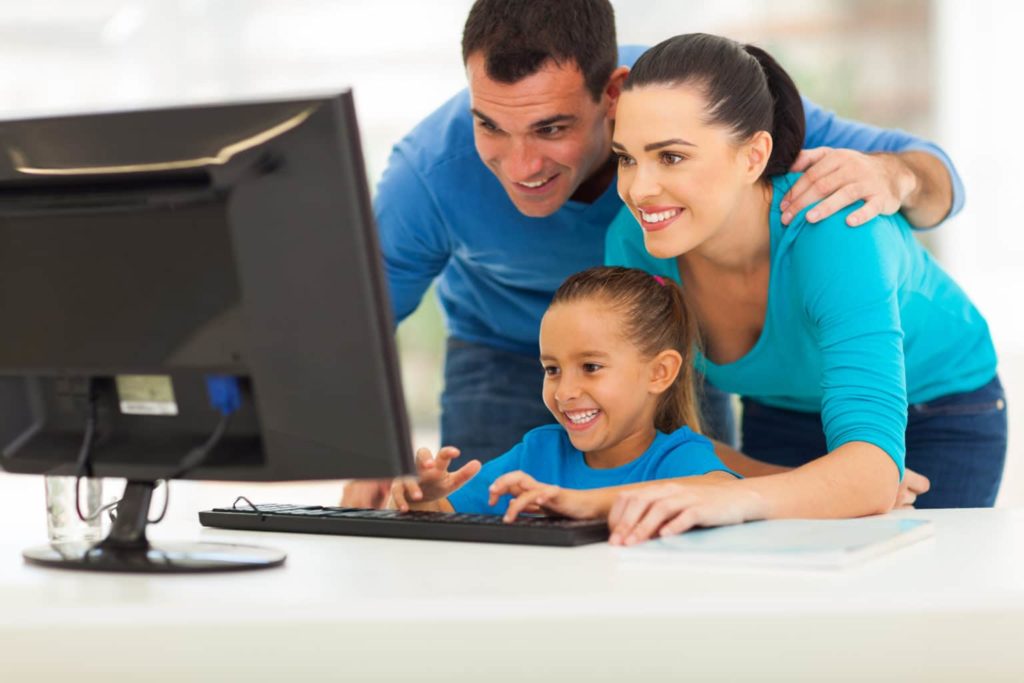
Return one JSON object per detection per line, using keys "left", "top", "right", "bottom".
{"left": 781, "top": 97, "right": 964, "bottom": 229}
{"left": 374, "top": 144, "right": 453, "bottom": 324}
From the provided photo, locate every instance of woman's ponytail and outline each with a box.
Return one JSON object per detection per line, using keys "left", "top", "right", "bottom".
{"left": 741, "top": 44, "right": 805, "bottom": 176}
{"left": 626, "top": 33, "right": 806, "bottom": 180}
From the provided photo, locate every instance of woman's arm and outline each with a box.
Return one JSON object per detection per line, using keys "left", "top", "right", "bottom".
{"left": 607, "top": 442, "right": 899, "bottom": 544}
{"left": 738, "top": 441, "right": 898, "bottom": 518}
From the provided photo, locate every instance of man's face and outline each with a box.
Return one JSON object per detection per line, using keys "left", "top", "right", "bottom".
{"left": 466, "top": 52, "right": 617, "bottom": 218}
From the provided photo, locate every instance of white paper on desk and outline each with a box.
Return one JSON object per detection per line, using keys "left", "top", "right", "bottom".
{"left": 622, "top": 518, "right": 933, "bottom": 569}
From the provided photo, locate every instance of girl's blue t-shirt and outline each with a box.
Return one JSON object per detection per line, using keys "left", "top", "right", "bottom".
{"left": 447, "top": 424, "right": 737, "bottom": 515}
{"left": 605, "top": 172, "right": 998, "bottom": 477}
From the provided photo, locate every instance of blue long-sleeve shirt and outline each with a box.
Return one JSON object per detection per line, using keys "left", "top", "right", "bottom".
{"left": 448, "top": 424, "right": 736, "bottom": 515}
{"left": 605, "top": 173, "right": 996, "bottom": 475}
{"left": 375, "top": 46, "right": 965, "bottom": 355}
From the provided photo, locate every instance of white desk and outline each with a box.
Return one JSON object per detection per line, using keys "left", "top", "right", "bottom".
{"left": 1, "top": 480, "right": 1024, "bottom": 681}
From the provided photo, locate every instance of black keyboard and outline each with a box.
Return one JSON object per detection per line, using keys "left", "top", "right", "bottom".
{"left": 198, "top": 504, "right": 609, "bottom": 547}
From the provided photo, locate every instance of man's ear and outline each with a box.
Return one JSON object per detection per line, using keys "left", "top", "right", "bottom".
{"left": 741, "top": 130, "right": 773, "bottom": 181}
{"left": 648, "top": 349, "right": 683, "bottom": 395}
{"left": 605, "top": 66, "right": 630, "bottom": 118}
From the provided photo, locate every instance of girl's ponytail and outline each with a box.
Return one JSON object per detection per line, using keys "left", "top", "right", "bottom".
{"left": 653, "top": 279, "right": 701, "bottom": 434}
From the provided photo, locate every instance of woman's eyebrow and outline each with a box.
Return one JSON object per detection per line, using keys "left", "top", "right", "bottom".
{"left": 611, "top": 138, "right": 697, "bottom": 152}
{"left": 643, "top": 138, "right": 696, "bottom": 151}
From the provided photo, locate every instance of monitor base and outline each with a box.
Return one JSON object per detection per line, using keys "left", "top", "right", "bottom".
{"left": 23, "top": 540, "right": 285, "bottom": 573}
{"left": 23, "top": 480, "right": 286, "bottom": 573}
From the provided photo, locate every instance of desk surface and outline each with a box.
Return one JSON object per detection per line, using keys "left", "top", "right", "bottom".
{"left": 2, "top": 476, "right": 1023, "bottom": 681}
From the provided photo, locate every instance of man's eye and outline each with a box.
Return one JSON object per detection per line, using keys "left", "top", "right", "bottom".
{"left": 536, "top": 125, "right": 566, "bottom": 137}
{"left": 616, "top": 154, "right": 635, "bottom": 167}
{"left": 477, "top": 119, "right": 499, "bottom": 133}
{"left": 583, "top": 363, "right": 602, "bottom": 373}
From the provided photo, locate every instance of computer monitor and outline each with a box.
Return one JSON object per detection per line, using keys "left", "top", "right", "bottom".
{"left": 0, "top": 92, "right": 415, "bottom": 572}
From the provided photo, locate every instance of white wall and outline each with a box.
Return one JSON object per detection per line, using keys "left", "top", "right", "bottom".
{"left": 935, "top": 0, "right": 1024, "bottom": 504}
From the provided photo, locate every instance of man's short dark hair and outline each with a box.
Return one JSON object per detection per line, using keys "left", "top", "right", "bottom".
{"left": 461, "top": 0, "right": 617, "bottom": 101}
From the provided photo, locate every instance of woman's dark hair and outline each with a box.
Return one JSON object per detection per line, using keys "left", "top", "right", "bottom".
{"left": 624, "top": 33, "right": 805, "bottom": 178}
{"left": 461, "top": 0, "right": 617, "bottom": 102}
{"left": 550, "top": 266, "right": 702, "bottom": 434}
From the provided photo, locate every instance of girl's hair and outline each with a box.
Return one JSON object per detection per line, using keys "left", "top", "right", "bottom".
{"left": 624, "top": 33, "right": 805, "bottom": 179}
{"left": 550, "top": 266, "right": 702, "bottom": 434}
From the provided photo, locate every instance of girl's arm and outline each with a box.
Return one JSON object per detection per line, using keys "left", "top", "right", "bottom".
{"left": 711, "top": 439, "right": 790, "bottom": 477}
{"left": 491, "top": 470, "right": 738, "bottom": 522}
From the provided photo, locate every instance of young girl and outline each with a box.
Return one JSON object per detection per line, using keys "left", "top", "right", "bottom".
{"left": 389, "top": 266, "right": 737, "bottom": 522}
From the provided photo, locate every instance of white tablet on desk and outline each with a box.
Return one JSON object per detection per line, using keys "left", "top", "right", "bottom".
{"left": 621, "top": 517, "right": 933, "bottom": 570}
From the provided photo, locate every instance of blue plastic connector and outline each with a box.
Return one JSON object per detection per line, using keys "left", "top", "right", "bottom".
{"left": 205, "top": 376, "right": 241, "bottom": 415}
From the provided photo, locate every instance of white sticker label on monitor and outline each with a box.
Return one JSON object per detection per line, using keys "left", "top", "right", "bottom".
{"left": 115, "top": 375, "right": 179, "bottom": 416}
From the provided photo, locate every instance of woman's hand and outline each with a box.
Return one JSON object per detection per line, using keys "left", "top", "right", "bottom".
{"left": 488, "top": 471, "right": 602, "bottom": 523}
{"left": 389, "top": 446, "right": 481, "bottom": 512}
{"left": 895, "top": 467, "right": 931, "bottom": 509}
{"left": 607, "top": 480, "right": 767, "bottom": 545}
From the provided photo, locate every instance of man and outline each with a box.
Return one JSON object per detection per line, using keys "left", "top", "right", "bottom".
{"left": 344, "top": 0, "right": 962, "bottom": 506}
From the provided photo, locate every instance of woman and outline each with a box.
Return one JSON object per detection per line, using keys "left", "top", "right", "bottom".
{"left": 603, "top": 33, "right": 1006, "bottom": 544}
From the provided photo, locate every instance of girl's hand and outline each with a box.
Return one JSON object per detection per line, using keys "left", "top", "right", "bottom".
{"left": 607, "top": 481, "right": 766, "bottom": 545}
{"left": 390, "top": 446, "right": 481, "bottom": 512}
{"left": 488, "top": 471, "right": 601, "bottom": 522}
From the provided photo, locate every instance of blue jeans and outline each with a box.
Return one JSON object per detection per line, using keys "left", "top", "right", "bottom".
{"left": 740, "top": 376, "right": 1008, "bottom": 508}
{"left": 440, "top": 338, "right": 738, "bottom": 469}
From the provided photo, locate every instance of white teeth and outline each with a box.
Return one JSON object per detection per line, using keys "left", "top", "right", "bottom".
{"left": 565, "top": 409, "right": 600, "bottom": 425}
{"left": 640, "top": 208, "right": 681, "bottom": 223}
{"left": 518, "top": 176, "right": 552, "bottom": 188}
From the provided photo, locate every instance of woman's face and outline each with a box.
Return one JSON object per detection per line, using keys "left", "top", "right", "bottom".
{"left": 612, "top": 84, "right": 759, "bottom": 259}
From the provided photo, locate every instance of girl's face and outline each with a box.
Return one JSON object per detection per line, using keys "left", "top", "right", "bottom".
{"left": 611, "top": 84, "right": 764, "bottom": 258}
{"left": 539, "top": 298, "right": 676, "bottom": 464}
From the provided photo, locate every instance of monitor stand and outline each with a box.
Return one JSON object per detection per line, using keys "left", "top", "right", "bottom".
{"left": 23, "top": 480, "right": 286, "bottom": 572}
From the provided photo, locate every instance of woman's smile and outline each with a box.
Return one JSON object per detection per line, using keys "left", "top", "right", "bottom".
{"left": 638, "top": 205, "right": 685, "bottom": 232}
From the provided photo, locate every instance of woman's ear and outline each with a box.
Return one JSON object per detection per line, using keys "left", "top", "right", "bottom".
{"left": 648, "top": 349, "right": 683, "bottom": 395}
{"left": 741, "top": 130, "right": 773, "bottom": 181}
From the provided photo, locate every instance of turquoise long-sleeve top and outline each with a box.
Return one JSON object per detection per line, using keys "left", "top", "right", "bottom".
{"left": 605, "top": 173, "right": 997, "bottom": 475}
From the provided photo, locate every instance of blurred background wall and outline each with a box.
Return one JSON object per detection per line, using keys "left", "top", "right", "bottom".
{"left": 0, "top": 0, "right": 1021, "bottom": 504}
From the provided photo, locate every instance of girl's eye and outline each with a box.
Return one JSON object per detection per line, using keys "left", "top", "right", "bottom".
{"left": 660, "top": 152, "right": 685, "bottom": 165}
{"left": 583, "top": 363, "right": 602, "bottom": 373}
{"left": 616, "top": 154, "right": 635, "bottom": 167}
{"left": 543, "top": 365, "right": 560, "bottom": 376}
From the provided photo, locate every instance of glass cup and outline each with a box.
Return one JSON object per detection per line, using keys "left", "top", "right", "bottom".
{"left": 44, "top": 475, "right": 105, "bottom": 544}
